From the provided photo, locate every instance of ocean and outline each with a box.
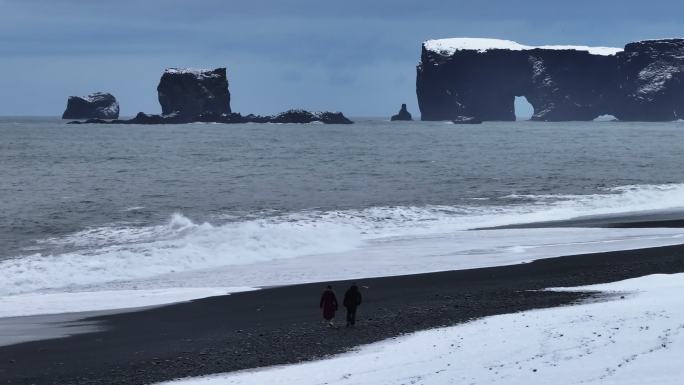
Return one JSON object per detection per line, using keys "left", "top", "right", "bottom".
{"left": 3, "top": 117, "right": 684, "bottom": 315}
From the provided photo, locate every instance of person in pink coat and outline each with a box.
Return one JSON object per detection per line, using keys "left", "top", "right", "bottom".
{"left": 319, "top": 285, "right": 339, "bottom": 327}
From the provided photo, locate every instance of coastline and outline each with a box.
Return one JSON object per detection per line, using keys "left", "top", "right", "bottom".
{"left": 3, "top": 240, "right": 684, "bottom": 385}
{"left": 481, "top": 209, "right": 684, "bottom": 230}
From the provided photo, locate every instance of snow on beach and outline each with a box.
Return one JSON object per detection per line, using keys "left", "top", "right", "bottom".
{"left": 424, "top": 37, "right": 623, "bottom": 56}
{"left": 158, "top": 273, "right": 684, "bottom": 385}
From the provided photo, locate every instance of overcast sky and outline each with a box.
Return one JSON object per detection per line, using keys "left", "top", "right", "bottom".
{"left": 1, "top": 0, "right": 683, "bottom": 117}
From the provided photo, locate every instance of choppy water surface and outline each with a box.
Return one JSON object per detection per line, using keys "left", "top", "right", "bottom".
{"left": 2, "top": 117, "right": 684, "bottom": 297}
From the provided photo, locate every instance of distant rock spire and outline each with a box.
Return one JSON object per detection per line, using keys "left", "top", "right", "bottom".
{"left": 391, "top": 103, "right": 413, "bottom": 121}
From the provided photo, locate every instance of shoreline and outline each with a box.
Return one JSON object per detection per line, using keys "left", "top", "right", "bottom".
{"left": 480, "top": 209, "right": 684, "bottom": 230}
{"left": 2, "top": 242, "right": 684, "bottom": 385}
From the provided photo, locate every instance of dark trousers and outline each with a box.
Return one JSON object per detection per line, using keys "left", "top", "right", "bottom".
{"left": 346, "top": 307, "right": 357, "bottom": 325}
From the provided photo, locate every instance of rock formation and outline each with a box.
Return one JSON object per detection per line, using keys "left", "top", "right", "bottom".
{"left": 67, "top": 67, "right": 353, "bottom": 125}
{"left": 68, "top": 110, "right": 353, "bottom": 125}
{"left": 615, "top": 39, "right": 684, "bottom": 121}
{"left": 157, "top": 68, "right": 231, "bottom": 118}
{"left": 391, "top": 104, "right": 413, "bottom": 121}
{"left": 417, "top": 38, "right": 684, "bottom": 122}
{"left": 269, "top": 109, "right": 353, "bottom": 124}
{"left": 62, "top": 92, "right": 119, "bottom": 119}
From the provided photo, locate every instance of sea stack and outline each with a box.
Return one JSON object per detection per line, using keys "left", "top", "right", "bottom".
{"left": 157, "top": 68, "right": 231, "bottom": 118}
{"left": 416, "top": 38, "right": 684, "bottom": 122}
{"left": 62, "top": 92, "right": 119, "bottom": 119}
{"left": 391, "top": 104, "right": 413, "bottom": 121}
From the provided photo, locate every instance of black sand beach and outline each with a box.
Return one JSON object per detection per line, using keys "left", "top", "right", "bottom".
{"left": 2, "top": 240, "right": 684, "bottom": 385}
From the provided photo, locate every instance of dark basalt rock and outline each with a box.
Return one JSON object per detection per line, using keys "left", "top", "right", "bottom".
{"left": 615, "top": 39, "right": 684, "bottom": 121}
{"left": 157, "top": 68, "right": 231, "bottom": 118}
{"left": 270, "top": 109, "right": 318, "bottom": 124}
{"left": 62, "top": 92, "right": 119, "bottom": 120}
{"left": 69, "top": 110, "right": 354, "bottom": 125}
{"left": 417, "top": 38, "right": 684, "bottom": 122}
{"left": 264, "top": 110, "right": 353, "bottom": 124}
{"left": 315, "top": 111, "right": 354, "bottom": 124}
{"left": 67, "top": 118, "right": 109, "bottom": 124}
{"left": 391, "top": 103, "right": 413, "bottom": 121}
{"left": 267, "top": 109, "right": 352, "bottom": 124}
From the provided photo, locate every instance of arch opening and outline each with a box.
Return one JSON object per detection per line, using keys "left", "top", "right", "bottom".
{"left": 514, "top": 96, "right": 534, "bottom": 121}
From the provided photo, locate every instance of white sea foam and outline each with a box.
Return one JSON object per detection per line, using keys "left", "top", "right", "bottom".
{"left": 0, "top": 287, "right": 257, "bottom": 318}
{"left": 2, "top": 183, "right": 684, "bottom": 313}
{"left": 1, "top": 213, "right": 362, "bottom": 296}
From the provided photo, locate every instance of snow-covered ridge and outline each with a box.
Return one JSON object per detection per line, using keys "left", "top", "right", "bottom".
{"left": 425, "top": 38, "right": 623, "bottom": 56}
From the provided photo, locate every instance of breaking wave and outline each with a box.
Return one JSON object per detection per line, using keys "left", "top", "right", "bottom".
{"left": 3, "top": 183, "right": 684, "bottom": 296}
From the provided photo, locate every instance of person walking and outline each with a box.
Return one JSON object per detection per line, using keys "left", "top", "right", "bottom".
{"left": 319, "top": 285, "right": 338, "bottom": 327}
{"left": 343, "top": 284, "right": 362, "bottom": 327}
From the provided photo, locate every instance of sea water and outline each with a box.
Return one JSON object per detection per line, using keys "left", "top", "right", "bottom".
{"left": 2, "top": 118, "right": 684, "bottom": 314}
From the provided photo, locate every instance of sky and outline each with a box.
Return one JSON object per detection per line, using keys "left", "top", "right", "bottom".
{"left": 1, "top": 0, "right": 684, "bottom": 117}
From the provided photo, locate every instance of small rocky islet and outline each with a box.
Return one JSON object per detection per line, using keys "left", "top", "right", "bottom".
{"left": 62, "top": 92, "right": 120, "bottom": 120}
{"left": 390, "top": 103, "right": 413, "bottom": 121}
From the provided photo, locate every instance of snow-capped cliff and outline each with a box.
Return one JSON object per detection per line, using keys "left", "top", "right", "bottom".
{"left": 417, "top": 38, "right": 684, "bottom": 122}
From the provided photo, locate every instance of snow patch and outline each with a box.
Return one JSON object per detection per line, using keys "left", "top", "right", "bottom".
{"left": 636, "top": 62, "right": 680, "bottom": 96}
{"left": 164, "top": 68, "right": 222, "bottom": 78}
{"left": 425, "top": 38, "right": 623, "bottom": 56}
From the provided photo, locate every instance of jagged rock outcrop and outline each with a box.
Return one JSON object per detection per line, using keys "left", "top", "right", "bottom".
{"left": 417, "top": 38, "right": 684, "bottom": 122}
{"left": 615, "top": 39, "right": 684, "bottom": 121}
{"left": 391, "top": 104, "right": 413, "bottom": 121}
{"left": 269, "top": 110, "right": 353, "bottom": 124}
{"left": 62, "top": 92, "right": 119, "bottom": 119}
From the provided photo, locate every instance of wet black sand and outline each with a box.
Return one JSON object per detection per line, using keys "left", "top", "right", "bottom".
{"left": 483, "top": 210, "right": 684, "bottom": 229}
{"left": 3, "top": 241, "right": 684, "bottom": 385}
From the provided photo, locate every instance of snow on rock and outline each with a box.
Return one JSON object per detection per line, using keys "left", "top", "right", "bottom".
{"left": 424, "top": 37, "right": 623, "bottom": 56}
{"left": 615, "top": 39, "right": 684, "bottom": 121}
{"left": 157, "top": 273, "right": 684, "bottom": 385}
{"left": 62, "top": 92, "right": 120, "bottom": 120}
{"left": 164, "top": 68, "right": 225, "bottom": 78}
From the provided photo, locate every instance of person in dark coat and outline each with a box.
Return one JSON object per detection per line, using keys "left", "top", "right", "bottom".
{"left": 319, "top": 285, "right": 338, "bottom": 327}
{"left": 343, "top": 284, "right": 362, "bottom": 327}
